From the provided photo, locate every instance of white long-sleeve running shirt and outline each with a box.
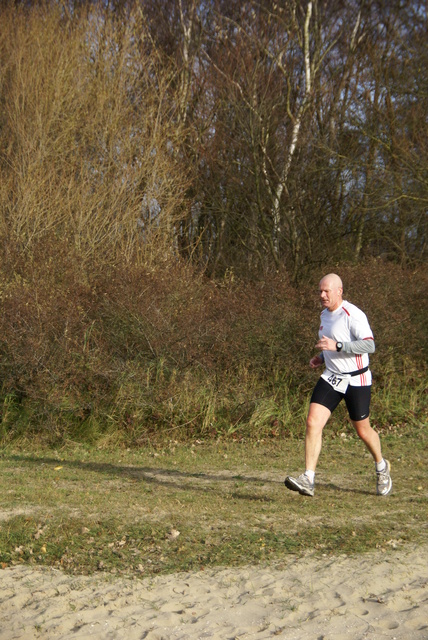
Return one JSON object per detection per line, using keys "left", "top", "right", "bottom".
{"left": 319, "top": 300, "right": 375, "bottom": 387}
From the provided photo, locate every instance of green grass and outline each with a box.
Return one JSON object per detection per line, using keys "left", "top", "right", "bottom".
{"left": 0, "top": 429, "right": 426, "bottom": 578}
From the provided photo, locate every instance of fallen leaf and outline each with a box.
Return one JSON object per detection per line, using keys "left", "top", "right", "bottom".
{"left": 167, "top": 529, "right": 180, "bottom": 541}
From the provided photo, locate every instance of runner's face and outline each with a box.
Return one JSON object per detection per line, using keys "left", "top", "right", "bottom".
{"left": 319, "top": 280, "right": 342, "bottom": 311}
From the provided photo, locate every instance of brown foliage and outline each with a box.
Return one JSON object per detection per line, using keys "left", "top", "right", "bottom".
{"left": 0, "top": 235, "right": 425, "bottom": 441}
{"left": 0, "top": 3, "right": 190, "bottom": 266}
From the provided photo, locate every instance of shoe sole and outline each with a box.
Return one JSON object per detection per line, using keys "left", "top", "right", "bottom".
{"left": 284, "top": 477, "right": 314, "bottom": 497}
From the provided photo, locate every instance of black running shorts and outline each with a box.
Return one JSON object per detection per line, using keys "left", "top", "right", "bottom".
{"left": 310, "top": 377, "right": 371, "bottom": 422}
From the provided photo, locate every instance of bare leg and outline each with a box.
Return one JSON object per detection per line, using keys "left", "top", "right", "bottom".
{"left": 305, "top": 403, "right": 332, "bottom": 471}
{"left": 351, "top": 418, "right": 383, "bottom": 463}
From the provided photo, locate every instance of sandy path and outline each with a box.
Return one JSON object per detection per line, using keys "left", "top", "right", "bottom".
{"left": 0, "top": 545, "right": 427, "bottom": 639}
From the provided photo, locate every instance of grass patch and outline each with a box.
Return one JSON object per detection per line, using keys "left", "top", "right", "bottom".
{"left": 0, "top": 431, "right": 427, "bottom": 578}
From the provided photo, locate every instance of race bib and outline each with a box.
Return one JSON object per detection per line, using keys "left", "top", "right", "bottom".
{"left": 321, "top": 370, "right": 351, "bottom": 394}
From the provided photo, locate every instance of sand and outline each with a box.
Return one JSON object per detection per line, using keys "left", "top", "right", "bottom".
{"left": 0, "top": 545, "right": 427, "bottom": 639}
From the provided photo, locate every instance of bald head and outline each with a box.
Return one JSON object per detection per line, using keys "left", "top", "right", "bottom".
{"left": 320, "top": 273, "right": 343, "bottom": 290}
{"left": 319, "top": 273, "right": 343, "bottom": 312}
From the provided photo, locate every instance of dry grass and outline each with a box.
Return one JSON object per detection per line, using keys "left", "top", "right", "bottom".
{"left": 0, "top": 431, "right": 426, "bottom": 577}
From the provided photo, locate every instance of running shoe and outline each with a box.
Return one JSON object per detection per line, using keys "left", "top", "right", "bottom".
{"left": 376, "top": 459, "right": 392, "bottom": 496}
{"left": 284, "top": 473, "right": 314, "bottom": 497}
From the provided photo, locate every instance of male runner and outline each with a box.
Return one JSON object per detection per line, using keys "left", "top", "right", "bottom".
{"left": 284, "top": 273, "right": 392, "bottom": 497}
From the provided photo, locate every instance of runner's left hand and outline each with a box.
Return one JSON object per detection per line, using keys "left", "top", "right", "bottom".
{"left": 315, "top": 335, "right": 337, "bottom": 351}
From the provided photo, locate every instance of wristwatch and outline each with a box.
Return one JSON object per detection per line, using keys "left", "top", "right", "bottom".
{"left": 336, "top": 341, "right": 343, "bottom": 352}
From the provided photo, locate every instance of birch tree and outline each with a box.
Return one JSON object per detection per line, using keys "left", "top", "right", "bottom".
{"left": 203, "top": 1, "right": 367, "bottom": 278}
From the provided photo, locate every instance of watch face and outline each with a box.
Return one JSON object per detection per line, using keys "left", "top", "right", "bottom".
{"left": 337, "top": 342, "right": 343, "bottom": 351}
